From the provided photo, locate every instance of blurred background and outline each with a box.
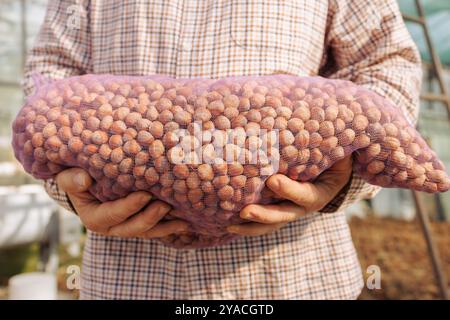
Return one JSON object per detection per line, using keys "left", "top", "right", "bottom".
{"left": 0, "top": 0, "right": 449, "bottom": 300}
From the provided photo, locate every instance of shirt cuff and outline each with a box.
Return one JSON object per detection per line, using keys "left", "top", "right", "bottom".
{"left": 44, "top": 178, "right": 77, "bottom": 214}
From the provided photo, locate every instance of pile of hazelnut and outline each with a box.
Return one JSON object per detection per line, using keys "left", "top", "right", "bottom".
{"left": 12, "top": 74, "right": 450, "bottom": 246}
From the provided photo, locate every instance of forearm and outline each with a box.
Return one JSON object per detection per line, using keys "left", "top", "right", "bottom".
{"left": 23, "top": 0, "right": 90, "bottom": 212}
{"left": 320, "top": 0, "right": 422, "bottom": 212}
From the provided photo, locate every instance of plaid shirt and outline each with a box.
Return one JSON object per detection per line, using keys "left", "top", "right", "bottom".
{"left": 23, "top": 0, "right": 421, "bottom": 299}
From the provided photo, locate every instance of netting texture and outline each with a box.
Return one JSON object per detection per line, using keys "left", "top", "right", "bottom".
{"left": 12, "top": 74, "right": 450, "bottom": 248}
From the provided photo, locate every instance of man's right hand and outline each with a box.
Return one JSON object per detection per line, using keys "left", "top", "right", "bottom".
{"left": 56, "top": 168, "right": 189, "bottom": 238}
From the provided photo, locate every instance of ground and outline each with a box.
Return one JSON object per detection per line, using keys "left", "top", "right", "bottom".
{"left": 350, "top": 216, "right": 450, "bottom": 300}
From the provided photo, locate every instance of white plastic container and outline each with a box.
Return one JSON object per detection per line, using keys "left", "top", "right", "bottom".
{"left": 8, "top": 272, "right": 57, "bottom": 300}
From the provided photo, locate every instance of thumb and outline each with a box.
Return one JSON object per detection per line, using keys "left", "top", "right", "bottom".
{"left": 56, "top": 168, "right": 93, "bottom": 194}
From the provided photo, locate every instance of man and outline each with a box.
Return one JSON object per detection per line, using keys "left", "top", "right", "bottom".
{"left": 23, "top": 0, "right": 421, "bottom": 299}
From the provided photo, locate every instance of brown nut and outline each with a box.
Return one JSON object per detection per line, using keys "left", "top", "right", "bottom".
{"left": 147, "top": 121, "right": 164, "bottom": 139}
{"left": 45, "top": 136, "right": 62, "bottom": 152}
{"left": 337, "top": 128, "right": 355, "bottom": 146}
{"left": 198, "top": 164, "right": 214, "bottom": 181}
{"left": 309, "top": 132, "right": 323, "bottom": 148}
{"left": 320, "top": 136, "right": 338, "bottom": 153}
{"left": 383, "top": 123, "right": 398, "bottom": 137}
{"left": 223, "top": 94, "right": 240, "bottom": 109}
{"left": 292, "top": 103, "right": 310, "bottom": 121}
{"left": 383, "top": 136, "right": 400, "bottom": 150}
{"left": 144, "top": 167, "right": 159, "bottom": 186}
{"left": 218, "top": 185, "right": 234, "bottom": 201}
{"left": 173, "top": 164, "right": 190, "bottom": 179}
{"left": 99, "top": 144, "right": 112, "bottom": 160}
{"left": 245, "top": 177, "right": 262, "bottom": 192}
{"left": 352, "top": 134, "right": 371, "bottom": 149}
{"left": 103, "top": 163, "right": 119, "bottom": 178}
{"left": 42, "top": 123, "right": 57, "bottom": 138}
{"left": 119, "top": 158, "right": 133, "bottom": 174}
{"left": 208, "top": 100, "right": 225, "bottom": 116}
{"left": 149, "top": 140, "right": 165, "bottom": 158}
{"left": 287, "top": 118, "right": 304, "bottom": 133}
{"left": 274, "top": 117, "right": 288, "bottom": 130}
{"left": 325, "top": 105, "right": 339, "bottom": 121}
{"left": 174, "top": 110, "right": 192, "bottom": 126}
{"left": 330, "top": 146, "right": 345, "bottom": 161}
{"left": 227, "top": 162, "right": 244, "bottom": 176}
{"left": 352, "top": 114, "right": 369, "bottom": 132}
{"left": 318, "top": 121, "right": 334, "bottom": 138}
{"left": 224, "top": 107, "right": 239, "bottom": 120}
{"left": 366, "top": 107, "right": 381, "bottom": 123}
{"left": 187, "top": 189, "right": 204, "bottom": 203}
{"left": 133, "top": 165, "right": 148, "bottom": 178}
{"left": 310, "top": 148, "right": 323, "bottom": 164}
{"left": 213, "top": 175, "right": 230, "bottom": 188}
{"left": 246, "top": 109, "right": 262, "bottom": 123}
{"left": 173, "top": 180, "right": 188, "bottom": 194}
{"left": 123, "top": 139, "right": 141, "bottom": 155}
{"left": 137, "top": 131, "right": 154, "bottom": 146}
{"left": 243, "top": 165, "right": 259, "bottom": 178}
{"left": 201, "top": 180, "right": 215, "bottom": 194}
{"left": 367, "top": 160, "right": 385, "bottom": 174}
{"left": 279, "top": 130, "right": 295, "bottom": 146}
{"left": 289, "top": 165, "right": 306, "bottom": 180}
{"left": 230, "top": 175, "right": 247, "bottom": 189}
{"left": 91, "top": 130, "right": 109, "bottom": 145}
{"left": 249, "top": 93, "right": 265, "bottom": 108}
{"left": 186, "top": 172, "right": 201, "bottom": 189}
{"left": 294, "top": 130, "right": 309, "bottom": 149}
{"left": 160, "top": 172, "right": 175, "bottom": 187}
{"left": 281, "top": 145, "right": 298, "bottom": 163}
{"left": 212, "top": 163, "right": 228, "bottom": 175}
{"left": 214, "top": 115, "right": 231, "bottom": 130}
{"left": 158, "top": 110, "right": 173, "bottom": 123}
{"left": 305, "top": 120, "right": 319, "bottom": 133}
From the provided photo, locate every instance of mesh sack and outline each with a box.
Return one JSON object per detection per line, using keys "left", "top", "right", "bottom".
{"left": 12, "top": 74, "right": 450, "bottom": 248}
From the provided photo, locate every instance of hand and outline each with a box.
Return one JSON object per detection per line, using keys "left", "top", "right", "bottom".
{"left": 56, "top": 168, "right": 189, "bottom": 238}
{"left": 227, "top": 156, "right": 352, "bottom": 236}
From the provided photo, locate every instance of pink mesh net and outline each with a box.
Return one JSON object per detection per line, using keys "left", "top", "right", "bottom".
{"left": 12, "top": 74, "right": 450, "bottom": 248}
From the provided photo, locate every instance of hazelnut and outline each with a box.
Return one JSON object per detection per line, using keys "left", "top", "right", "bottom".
{"left": 198, "top": 164, "right": 214, "bottom": 181}
{"left": 149, "top": 140, "right": 165, "bottom": 158}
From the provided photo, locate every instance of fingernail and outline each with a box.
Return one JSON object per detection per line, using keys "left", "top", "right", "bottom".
{"left": 241, "top": 208, "right": 255, "bottom": 220}
{"left": 158, "top": 203, "right": 171, "bottom": 215}
{"left": 74, "top": 173, "right": 85, "bottom": 188}
{"left": 227, "top": 226, "right": 239, "bottom": 233}
{"left": 141, "top": 193, "right": 152, "bottom": 202}
{"left": 241, "top": 212, "right": 251, "bottom": 219}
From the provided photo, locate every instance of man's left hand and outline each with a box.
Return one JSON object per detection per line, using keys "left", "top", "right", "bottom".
{"left": 227, "top": 156, "right": 353, "bottom": 236}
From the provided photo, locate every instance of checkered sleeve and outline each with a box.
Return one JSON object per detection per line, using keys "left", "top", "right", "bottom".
{"left": 320, "top": 0, "right": 422, "bottom": 213}
{"left": 22, "top": 0, "right": 91, "bottom": 214}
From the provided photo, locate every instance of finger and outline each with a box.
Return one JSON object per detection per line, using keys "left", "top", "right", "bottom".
{"left": 265, "top": 174, "right": 329, "bottom": 211}
{"left": 84, "top": 191, "right": 153, "bottom": 229}
{"left": 56, "top": 168, "right": 93, "bottom": 194}
{"left": 240, "top": 202, "right": 306, "bottom": 224}
{"left": 227, "top": 222, "right": 286, "bottom": 236}
{"left": 107, "top": 201, "right": 171, "bottom": 237}
{"left": 139, "top": 220, "right": 189, "bottom": 239}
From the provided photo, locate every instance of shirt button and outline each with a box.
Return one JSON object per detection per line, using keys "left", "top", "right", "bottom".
{"left": 181, "top": 40, "right": 192, "bottom": 51}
